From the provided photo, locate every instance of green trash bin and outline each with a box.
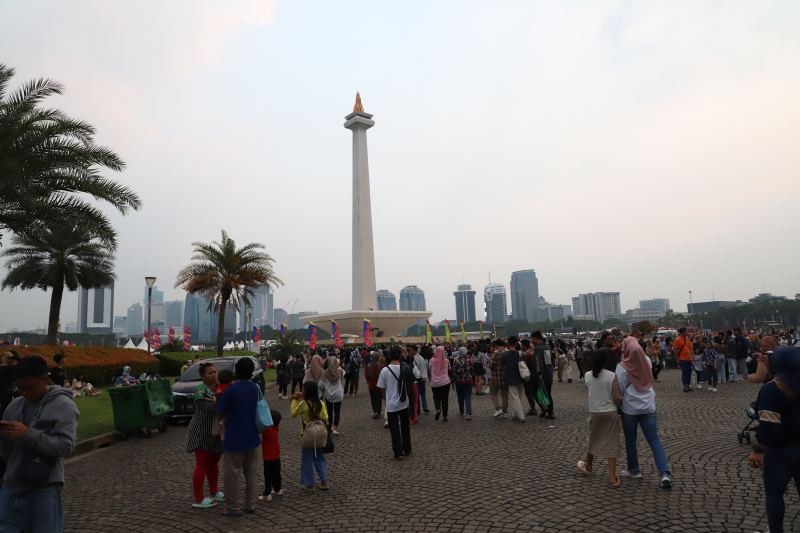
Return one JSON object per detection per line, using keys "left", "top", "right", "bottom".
{"left": 108, "top": 378, "right": 175, "bottom": 438}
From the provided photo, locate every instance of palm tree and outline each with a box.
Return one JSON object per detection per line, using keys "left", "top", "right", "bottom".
{"left": 175, "top": 230, "right": 283, "bottom": 357}
{"left": 269, "top": 329, "right": 304, "bottom": 362}
{"left": 0, "top": 63, "right": 141, "bottom": 246}
{"left": 1, "top": 223, "right": 116, "bottom": 345}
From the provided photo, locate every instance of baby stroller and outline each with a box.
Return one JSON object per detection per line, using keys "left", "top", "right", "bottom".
{"left": 737, "top": 402, "right": 758, "bottom": 444}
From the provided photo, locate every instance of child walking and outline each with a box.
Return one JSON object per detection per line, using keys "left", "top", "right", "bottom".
{"left": 692, "top": 347, "right": 704, "bottom": 390}
{"left": 259, "top": 411, "right": 283, "bottom": 501}
{"left": 702, "top": 341, "right": 718, "bottom": 392}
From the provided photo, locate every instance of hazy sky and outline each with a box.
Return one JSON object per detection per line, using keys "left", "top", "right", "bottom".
{"left": 2, "top": 0, "right": 799, "bottom": 331}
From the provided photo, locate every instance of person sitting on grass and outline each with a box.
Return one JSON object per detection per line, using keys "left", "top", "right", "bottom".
{"left": 112, "top": 366, "right": 137, "bottom": 387}
{"left": 71, "top": 373, "right": 101, "bottom": 397}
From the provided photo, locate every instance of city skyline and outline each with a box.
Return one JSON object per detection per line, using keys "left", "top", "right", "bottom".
{"left": 2, "top": 1, "right": 800, "bottom": 331}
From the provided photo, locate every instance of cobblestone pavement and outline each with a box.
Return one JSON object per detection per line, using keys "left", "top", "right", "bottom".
{"left": 64, "top": 365, "right": 797, "bottom": 533}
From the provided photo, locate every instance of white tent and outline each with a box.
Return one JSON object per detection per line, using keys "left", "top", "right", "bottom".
{"left": 136, "top": 339, "right": 150, "bottom": 351}
{"left": 224, "top": 342, "right": 234, "bottom": 351}
{"left": 123, "top": 338, "right": 136, "bottom": 349}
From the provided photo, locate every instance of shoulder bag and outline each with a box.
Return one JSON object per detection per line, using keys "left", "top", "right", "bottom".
{"left": 255, "top": 384, "right": 274, "bottom": 432}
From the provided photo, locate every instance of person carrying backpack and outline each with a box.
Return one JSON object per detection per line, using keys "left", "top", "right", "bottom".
{"left": 289, "top": 382, "right": 329, "bottom": 490}
{"left": 452, "top": 347, "right": 475, "bottom": 420}
{"left": 377, "top": 346, "right": 414, "bottom": 460}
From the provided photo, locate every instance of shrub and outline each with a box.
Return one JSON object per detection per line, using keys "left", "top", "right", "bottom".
{"left": 7, "top": 346, "right": 159, "bottom": 385}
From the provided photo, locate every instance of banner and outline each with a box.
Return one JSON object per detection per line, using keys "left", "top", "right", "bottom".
{"left": 426, "top": 320, "right": 432, "bottom": 344}
{"left": 144, "top": 330, "right": 150, "bottom": 349}
{"left": 184, "top": 326, "right": 191, "bottom": 351}
{"left": 168, "top": 327, "right": 175, "bottom": 344}
{"left": 460, "top": 319, "right": 466, "bottom": 342}
{"left": 253, "top": 326, "right": 261, "bottom": 343}
{"left": 363, "top": 319, "right": 372, "bottom": 347}
{"left": 331, "top": 320, "right": 343, "bottom": 348}
{"left": 153, "top": 328, "right": 161, "bottom": 350}
{"left": 280, "top": 322, "right": 287, "bottom": 339}
{"left": 309, "top": 322, "right": 318, "bottom": 349}
{"left": 480, "top": 320, "right": 484, "bottom": 339}
{"left": 492, "top": 322, "right": 497, "bottom": 338}
{"left": 444, "top": 320, "right": 451, "bottom": 342}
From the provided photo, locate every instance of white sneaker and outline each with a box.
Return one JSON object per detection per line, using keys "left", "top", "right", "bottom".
{"left": 696, "top": 385, "right": 702, "bottom": 389}
{"left": 466, "top": 414, "right": 472, "bottom": 420}
{"left": 493, "top": 409, "right": 504, "bottom": 418}
{"left": 660, "top": 474, "right": 673, "bottom": 489}
{"left": 713, "top": 388, "right": 718, "bottom": 392}
{"left": 258, "top": 494, "right": 273, "bottom": 501}
{"left": 274, "top": 489, "right": 284, "bottom": 496}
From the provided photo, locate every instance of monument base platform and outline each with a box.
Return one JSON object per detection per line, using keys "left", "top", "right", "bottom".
{"left": 301, "top": 310, "right": 432, "bottom": 338}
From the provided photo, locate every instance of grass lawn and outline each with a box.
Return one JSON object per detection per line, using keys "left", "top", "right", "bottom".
{"left": 72, "top": 368, "right": 277, "bottom": 442}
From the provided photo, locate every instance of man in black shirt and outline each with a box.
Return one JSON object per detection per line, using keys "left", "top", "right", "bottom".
{"left": 48, "top": 353, "right": 67, "bottom": 388}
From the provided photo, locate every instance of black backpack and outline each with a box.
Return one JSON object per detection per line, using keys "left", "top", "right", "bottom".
{"left": 388, "top": 363, "right": 416, "bottom": 402}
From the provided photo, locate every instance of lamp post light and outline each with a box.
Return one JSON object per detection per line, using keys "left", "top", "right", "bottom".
{"left": 246, "top": 305, "right": 253, "bottom": 352}
{"left": 689, "top": 291, "right": 693, "bottom": 316}
{"left": 145, "top": 277, "right": 157, "bottom": 353}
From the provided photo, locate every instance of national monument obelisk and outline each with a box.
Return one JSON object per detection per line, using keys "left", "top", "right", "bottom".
{"left": 345, "top": 93, "right": 378, "bottom": 311}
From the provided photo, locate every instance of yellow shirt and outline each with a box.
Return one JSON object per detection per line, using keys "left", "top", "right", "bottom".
{"left": 290, "top": 399, "right": 329, "bottom": 435}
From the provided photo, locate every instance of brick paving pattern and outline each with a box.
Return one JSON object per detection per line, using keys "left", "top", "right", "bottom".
{"left": 63, "top": 365, "right": 798, "bottom": 532}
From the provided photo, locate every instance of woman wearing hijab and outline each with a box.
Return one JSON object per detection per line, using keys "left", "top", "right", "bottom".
{"left": 749, "top": 346, "right": 800, "bottom": 533}
{"left": 429, "top": 346, "right": 451, "bottom": 422}
{"left": 304, "top": 354, "right": 324, "bottom": 397}
{"left": 365, "top": 353, "right": 383, "bottom": 419}
{"left": 320, "top": 356, "right": 345, "bottom": 435}
{"left": 748, "top": 336, "right": 779, "bottom": 384}
{"left": 452, "top": 347, "right": 474, "bottom": 420}
{"left": 616, "top": 336, "right": 673, "bottom": 489}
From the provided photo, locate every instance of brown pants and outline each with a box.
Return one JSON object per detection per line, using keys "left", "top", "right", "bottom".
{"left": 489, "top": 382, "right": 508, "bottom": 412}
{"left": 223, "top": 447, "right": 260, "bottom": 511}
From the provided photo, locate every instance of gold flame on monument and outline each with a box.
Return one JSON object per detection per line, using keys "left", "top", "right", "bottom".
{"left": 353, "top": 92, "right": 364, "bottom": 112}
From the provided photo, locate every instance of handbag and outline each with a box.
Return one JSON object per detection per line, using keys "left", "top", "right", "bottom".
{"left": 536, "top": 380, "right": 551, "bottom": 408}
{"left": 255, "top": 386, "right": 274, "bottom": 432}
{"left": 518, "top": 354, "right": 531, "bottom": 382}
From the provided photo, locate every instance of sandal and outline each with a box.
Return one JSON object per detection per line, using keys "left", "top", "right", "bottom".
{"left": 319, "top": 483, "right": 330, "bottom": 490}
{"left": 610, "top": 479, "right": 621, "bottom": 488}
{"left": 577, "top": 460, "right": 593, "bottom": 476}
{"left": 220, "top": 508, "right": 242, "bottom": 517}
{"left": 192, "top": 497, "right": 218, "bottom": 509}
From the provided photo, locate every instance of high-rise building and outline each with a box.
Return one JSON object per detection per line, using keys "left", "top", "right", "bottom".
{"left": 400, "top": 285, "right": 427, "bottom": 335}
{"left": 240, "top": 286, "right": 274, "bottom": 331}
{"left": 113, "top": 316, "right": 126, "bottom": 336}
{"left": 510, "top": 270, "right": 539, "bottom": 322}
{"left": 125, "top": 302, "right": 143, "bottom": 337}
{"left": 377, "top": 290, "right": 397, "bottom": 311}
{"left": 163, "top": 300, "right": 184, "bottom": 332}
{"left": 184, "top": 293, "right": 217, "bottom": 343}
{"left": 639, "top": 298, "right": 670, "bottom": 314}
{"left": 572, "top": 292, "right": 621, "bottom": 323}
{"left": 453, "top": 284, "right": 476, "bottom": 323}
{"left": 623, "top": 297, "right": 670, "bottom": 324}
{"left": 77, "top": 284, "right": 114, "bottom": 334}
{"left": 144, "top": 285, "right": 164, "bottom": 309}
{"left": 484, "top": 283, "right": 507, "bottom": 324}
{"left": 273, "top": 309, "right": 286, "bottom": 329}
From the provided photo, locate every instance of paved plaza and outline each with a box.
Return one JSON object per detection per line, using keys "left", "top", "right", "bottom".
{"left": 64, "top": 365, "right": 797, "bottom": 533}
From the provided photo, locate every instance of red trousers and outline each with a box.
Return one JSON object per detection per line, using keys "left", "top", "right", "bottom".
{"left": 193, "top": 449, "right": 221, "bottom": 502}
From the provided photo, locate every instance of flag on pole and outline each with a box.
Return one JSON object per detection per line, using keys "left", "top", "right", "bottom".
{"left": 460, "top": 319, "right": 466, "bottom": 342}
{"left": 492, "top": 322, "right": 497, "bottom": 338}
{"left": 331, "top": 320, "right": 343, "bottom": 347}
{"left": 480, "top": 320, "right": 484, "bottom": 339}
{"left": 308, "top": 322, "right": 318, "bottom": 349}
{"left": 426, "top": 320, "right": 432, "bottom": 344}
{"left": 363, "top": 319, "right": 372, "bottom": 347}
{"left": 280, "top": 323, "right": 287, "bottom": 339}
{"left": 168, "top": 327, "right": 175, "bottom": 343}
{"left": 144, "top": 330, "right": 150, "bottom": 349}
{"left": 444, "top": 320, "right": 451, "bottom": 342}
{"left": 153, "top": 328, "right": 161, "bottom": 350}
{"left": 184, "top": 326, "right": 191, "bottom": 351}
{"left": 253, "top": 326, "right": 261, "bottom": 343}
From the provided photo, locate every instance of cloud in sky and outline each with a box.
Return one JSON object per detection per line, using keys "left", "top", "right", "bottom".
{"left": 1, "top": 0, "right": 799, "bottom": 331}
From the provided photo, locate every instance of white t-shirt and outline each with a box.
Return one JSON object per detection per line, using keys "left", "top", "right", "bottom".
{"left": 584, "top": 369, "right": 617, "bottom": 413}
{"left": 377, "top": 364, "right": 409, "bottom": 413}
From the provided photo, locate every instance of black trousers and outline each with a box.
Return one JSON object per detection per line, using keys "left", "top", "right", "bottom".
{"left": 278, "top": 382, "right": 288, "bottom": 396}
{"left": 344, "top": 373, "right": 356, "bottom": 395}
{"left": 369, "top": 389, "right": 382, "bottom": 414}
{"left": 263, "top": 459, "right": 281, "bottom": 493}
{"left": 291, "top": 377, "right": 303, "bottom": 394}
{"left": 387, "top": 409, "right": 411, "bottom": 458}
{"left": 325, "top": 400, "right": 341, "bottom": 427}
{"left": 432, "top": 385, "right": 449, "bottom": 418}
{"left": 523, "top": 380, "right": 537, "bottom": 411}
{"left": 652, "top": 362, "right": 663, "bottom": 380}
{"left": 576, "top": 357, "right": 584, "bottom": 379}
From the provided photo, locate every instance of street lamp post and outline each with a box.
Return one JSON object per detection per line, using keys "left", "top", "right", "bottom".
{"left": 689, "top": 291, "right": 693, "bottom": 316}
{"left": 245, "top": 305, "right": 253, "bottom": 352}
{"left": 145, "top": 277, "right": 157, "bottom": 353}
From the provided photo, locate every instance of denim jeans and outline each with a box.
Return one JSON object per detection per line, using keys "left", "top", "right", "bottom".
{"left": 728, "top": 356, "right": 739, "bottom": 381}
{"left": 455, "top": 382, "right": 473, "bottom": 415}
{"left": 620, "top": 411, "right": 671, "bottom": 477}
{"left": 716, "top": 355, "right": 727, "bottom": 383}
{"left": 417, "top": 380, "right": 428, "bottom": 410}
{"left": 737, "top": 358, "right": 749, "bottom": 380}
{"left": 679, "top": 360, "right": 692, "bottom": 387}
{"left": 0, "top": 485, "right": 63, "bottom": 533}
{"left": 763, "top": 445, "right": 800, "bottom": 533}
{"left": 300, "top": 447, "right": 327, "bottom": 486}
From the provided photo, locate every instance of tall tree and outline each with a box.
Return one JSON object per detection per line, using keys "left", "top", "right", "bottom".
{"left": 0, "top": 63, "right": 141, "bottom": 245}
{"left": 175, "top": 230, "right": 283, "bottom": 357}
{"left": 1, "top": 223, "right": 116, "bottom": 345}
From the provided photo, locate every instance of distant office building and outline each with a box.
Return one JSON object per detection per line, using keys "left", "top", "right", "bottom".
{"left": 454, "top": 284, "right": 477, "bottom": 323}
{"left": 484, "top": 283, "right": 508, "bottom": 324}
{"left": 163, "top": 300, "right": 184, "bottom": 332}
{"left": 572, "top": 292, "right": 621, "bottom": 323}
{"left": 240, "top": 286, "right": 274, "bottom": 331}
{"left": 400, "top": 285, "right": 427, "bottom": 336}
{"left": 639, "top": 298, "right": 670, "bottom": 314}
{"left": 125, "top": 303, "right": 143, "bottom": 336}
{"left": 77, "top": 284, "right": 115, "bottom": 334}
{"left": 63, "top": 322, "right": 78, "bottom": 334}
{"left": 222, "top": 305, "right": 236, "bottom": 343}
{"left": 535, "top": 296, "right": 573, "bottom": 322}
{"left": 144, "top": 285, "right": 164, "bottom": 309}
{"left": 287, "top": 312, "right": 319, "bottom": 330}
{"left": 113, "top": 316, "right": 126, "bottom": 336}
{"left": 184, "top": 293, "right": 217, "bottom": 343}
{"left": 510, "top": 270, "right": 539, "bottom": 322}
{"left": 273, "top": 309, "right": 286, "bottom": 329}
{"left": 624, "top": 298, "right": 670, "bottom": 324}
{"left": 377, "top": 290, "right": 397, "bottom": 311}
{"left": 688, "top": 300, "right": 741, "bottom": 314}
{"left": 748, "top": 293, "right": 786, "bottom": 304}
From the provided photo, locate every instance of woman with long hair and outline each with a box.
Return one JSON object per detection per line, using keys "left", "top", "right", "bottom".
{"left": 304, "top": 354, "right": 324, "bottom": 395}
{"left": 186, "top": 362, "right": 224, "bottom": 508}
{"left": 320, "top": 356, "right": 345, "bottom": 435}
{"left": 429, "top": 346, "right": 451, "bottom": 422}
{"left": 577, "top": 349, "right": 621, "bottom": 487}
{"left": 290, "top": 381, "right": 329, "bottom": 491}
{"left": 71, "top": 372, "right": 101, "bottom": 397}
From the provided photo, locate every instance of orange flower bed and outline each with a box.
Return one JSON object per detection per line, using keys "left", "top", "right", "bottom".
{"left": 6, "top": 346, "right": 160, "bottom": 385}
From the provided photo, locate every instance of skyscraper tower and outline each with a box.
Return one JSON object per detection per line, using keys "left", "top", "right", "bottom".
{"left": 484, "top": 283, "right": 508, "bottom": 324}
{"left": 510, "top": 270, "right": 539, "bottom": 322}
{"left": 345, "top": 93, "right": 378, "bottom": 311}
{"left": 454, "top": 284, "right": 476, "bottom": 323}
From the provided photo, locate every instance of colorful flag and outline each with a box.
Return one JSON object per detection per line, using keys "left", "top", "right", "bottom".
{"left": 426, "top": 320, "right": 432, "bottom": 344}
{"left": 168, "top": 327, "right": 175, "bottom": 343}
{"left": 331, "top": 320, "right": 343, "bottom": 348}
{"left": 309, "top": 322, "right": 318, "bottom": 350}
{"left": 144, "top": 330, "right": 150, "bottom": 349}
{"left": 460, "top": 319, "right": 466, "bottom": 342}
{"left": 480, "top": 320, "right": 484, "bottom": 339}
{"left": 153, "top": 328, "right": 161, "bottom": 350}
{"left": 444, "top": 320, "right": 451, "bottom": 342}
{"left": 492, "top": 322, "right": 497, "bottom": 338}
{"left": 363, "top": 319, "right": 372, "bottom": 347}
{"left": 184, "top": 326, "right": 191, "bottom": 351}
{"left": 280, "top": 322, "right": 287, "bottom": 339}
{"left": 253, "top": 326, "right": 261, "bottom": 343}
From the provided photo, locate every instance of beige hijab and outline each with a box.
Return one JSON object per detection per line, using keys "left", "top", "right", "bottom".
{"left": 323, "top": 356, "right": 342, "bottom": 385}
{"left": 305, "top": 354, "right": 324, "bottom": 382}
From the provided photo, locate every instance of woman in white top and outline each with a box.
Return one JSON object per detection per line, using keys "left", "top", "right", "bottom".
{"left": 320, "top": 356, "right": 345, "bottom": 435}
{"left": 616, "top": 336, "right": 673, "bottom": 489}
{"left": 577, "top": 349, "right": 622, "bottom": 487}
